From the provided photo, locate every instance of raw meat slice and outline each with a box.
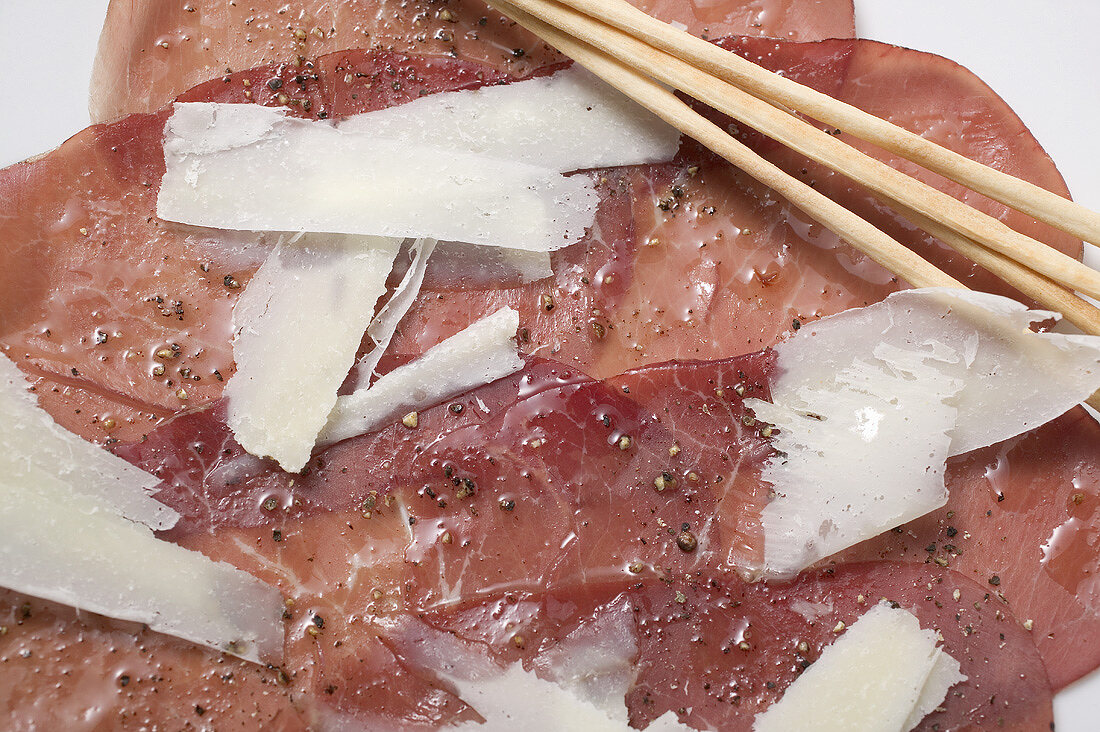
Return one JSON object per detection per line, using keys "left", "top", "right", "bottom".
{"left": 114, "top": 346, "right": 1100, "bottom": 694}
{"left": 391, "top": 37, "right": 1082, "bottom": 379}
{"left": 1, "top": 37, "right": 1080, "bottom": 446}
{"left": 88, "top": 0, "right": 857, "bottom": 123}
{"left": 3, "top": 347, "right": 1073, "bottom": 728}
{"left": 618, "top": 562, "right": 1052, "bottom": 731}
{"left": 0, "top": 29, "right": 1095, "bottom": 728}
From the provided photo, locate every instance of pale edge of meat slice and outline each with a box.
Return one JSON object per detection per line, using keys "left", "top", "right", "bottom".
{"left": 746, "top": 288, "right": 1100, "bottom": 577}
{"left": 0, "top": 353, "right": 284, "bottom": 664}
{"left": 753, "top": 603, "right": 965, "bottom": 732}
{"left": 226, "top": 233, "right": 400, "bottom": 472}
{"left": 318, "top": 307, "right": 524, "bottom": 447}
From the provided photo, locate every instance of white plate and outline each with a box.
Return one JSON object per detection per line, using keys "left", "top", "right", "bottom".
{"left": 0, "top": 0, "right": 1095, "bottom": 727}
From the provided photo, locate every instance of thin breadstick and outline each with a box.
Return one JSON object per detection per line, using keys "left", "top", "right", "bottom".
{"left": 901, "top": 208, "right": 1100, "bottom": 335}
{"left": 550, "top": 0, "right": 1100, "bottom": 249}
{"left": 485, "top": 0, "right": 961, "bottom": 293}
{"left": 501, "top": 0, "right": 1100, "bottom": 300}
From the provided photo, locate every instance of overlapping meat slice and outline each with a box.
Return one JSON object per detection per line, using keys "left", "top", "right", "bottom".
{"left": 1, "top": 36, "right": 1081, "bottom": 443}
{"left": 0, "top": 353, "right": 1058, "bottom": 729}
{"left": 116, "top": 356, "right": 773, "bottom": 589}
{"left": 617, "top": 562, "right": 1053, "bottom": 731}
{"left": 1, "top": 22, "right": 1096, "bottom": 731}
{"left": 389, "top": 36, "right": 1082, "bottom": 378}
{"left": 88, "top": 0, "right": 856, "bottom": 123}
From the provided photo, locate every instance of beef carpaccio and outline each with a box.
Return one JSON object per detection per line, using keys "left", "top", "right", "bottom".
{"left": 1, "top": 2, "right": 1098, "bottom": 730}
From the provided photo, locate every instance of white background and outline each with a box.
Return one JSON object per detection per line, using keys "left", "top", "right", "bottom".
{"left": 0, "top": 0, "right": 1095, "bottom": 726}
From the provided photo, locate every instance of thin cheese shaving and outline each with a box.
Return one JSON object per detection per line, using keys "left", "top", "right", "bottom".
{"left": 770, "top": 288, "right": 1100, "bottom": 456}
{"left": 748, "top": 346, "right": 962, "bottom": 575}
{"left": 0, "top": 355, "right": 283, "bottom": 663}
{"left": 754, "top": 604, "right": 964, "bottom": 732}
{"left": 318, "top": 308, "right": 524, "bottom": 447}
{"left": 226, "top": 234, "right": 400, "bottom": 472}
{"left": 0, "top": 484, "right": 284, "bottom": 664}
{"left": 355, "top": 237, "right": 437, "bottom": 389}
{"left": 450, "top": 663, "right": 692, "bottom": 732}
{"left": 746, "top": 289, "right": 1100, "bottom": 577}
{"left": 158, "top": 103, "right": 598, "bottom": 252}
{"left": 0, "top": 353, "right": 178, "bottom": 531}
{"left": 338, "top": 66, "right": 680, "bottom": 170}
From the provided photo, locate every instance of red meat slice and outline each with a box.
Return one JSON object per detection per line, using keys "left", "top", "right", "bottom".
{"left": 88, "top": 0, "right": 856, "bottom": 123}
{"left": 0, "top": 37, "right": 1079, "bottom": 441}
{"left": 397, "top": 562, "right": 1052, "bottom": 731}
{"left": 2, "top": 347, "right": 1080, "bottom": 728}
{"left": 619, "top": 562, "right": 1053, "bottom": 730}
{"left": 0, "top": 26, "right": 1093, "bottom": 731}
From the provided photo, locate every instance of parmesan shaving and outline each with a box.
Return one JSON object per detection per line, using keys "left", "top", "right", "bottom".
{"left": 747, "top": 288, "right": 1100, "bottom": 576}
{"left": 770, "top": 288, "right": 1100, "bottom": 456}
{"left": 318, "top": 308, "right": 524, "bottom": 447}
{"left": 158, "top": 103, "right": 598, "bottom": 252}
{"left": 393, "top": 616, "right": 688, "bottom": 731}
{"left": 338, "top": 66, "right": 680, "bottom": 171}
{"left": 226, "top": 234, "right": 400, "bottom": 472}
{"left": 0, "top": 483, "right": 284, "bottom": 664}
{"left": 0, "top": 352, "right": 282, "bottom": 662}
{"left": 450, "top": 663, "right": 691, "bottom": 732}
{"left": 0, "top": 353, "right": 178, "bottom": 531}
{"left": 355, "top": 237, "right": 437, "bottom": 389}
{"left": 754, "top": 604, "right": 964, "bottom": 732}
{"left": 748, "top": 346, "right": 962, "bottom": 575}
{"left": 531, "top": 596, "right": 640, "bottom": 722}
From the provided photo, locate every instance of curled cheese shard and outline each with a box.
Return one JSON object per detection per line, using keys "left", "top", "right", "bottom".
{"left": 354, "top": 238, "right": 437, "bottom": 389}
{"left": 157, "top": 103, "right": 598, "bottom": 252}
{"left": 754, "top": 604, "right": 965, "bottom": 732}
{"left": 0, "top": 353, "right": 178, "bottom": 531}
{"left": 748, "top": 346, "right": 962, "bottom": 575}
{"left": 226, "top": 234, "right": 400, "bottom": 473}
{"left": 769, "top": 288, "right": 1100, "bottom": 456}
{"left": 339, "top": 66, "right": 681, "bottom": 170}
{"left": 746, "top": 289, "right": 1100, "bottom": 576}
{"left": 318, "top": 307, "right": 524, "bottom": 447}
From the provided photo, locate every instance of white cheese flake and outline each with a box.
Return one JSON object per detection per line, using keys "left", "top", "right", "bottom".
{"left": 338, "top": 66, "right": 680, "bottom": 171}
{"left": 226, "top": 234, "right": 400, "bottom": 472}
{"left": 158, "top": 103, "right": 598, "bottom": 252}
{"left": 770, "top": 288, "right": 1100, "bottom": 457}
{"left": 450, "top": 663, "right": 692, "bottom": 732}
{"left": 0, "top": 353, "right": 177, "bottom": 531}
{"left": 748, "top": 346, "right": 962, "bottom": 575}
{"left": 318, "top": 308, "right": 524, "bottom": 447}
{"left": 355, "top": 237, "right": 437, "bottom": 389}
{"left": 0, "top": 354, "right": 283, "bottom": 663}
{"left": 746, "top": 288, "right": 1100, "bottom": 576}
{"left": 0, "top": 484, "right": 284, "bottom": 664}
{"left": 754, "top": 604, "right": 964, "bottom": 732}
